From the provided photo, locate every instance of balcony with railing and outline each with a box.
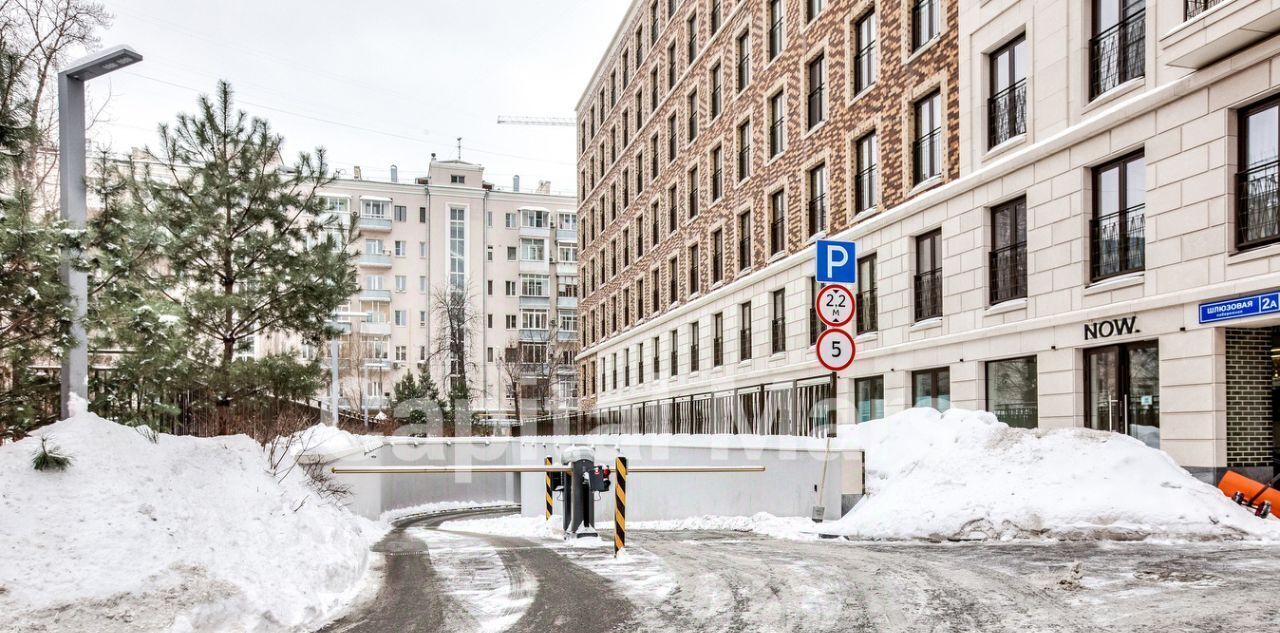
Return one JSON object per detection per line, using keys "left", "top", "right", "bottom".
{"left": 989, "top": 243, "right": 1027, "bottom": 304}
{"left": 362, "top": 322, "right": 391, "bottom": 337}
{"left": 359, "top": 252, "right": 392, "bottom": 267}
{"left": 739, "top": 328, "right": 752, "bottom": 360}
{"left": 360, "top": 288, "right": 392, "bottom": 302}
{"left": 1184, "top": 0, "right": 1224, "bottom": 20}
{"left": 988, "top": 80, "right": 1026, "bottom": 148}
{"left": 771, "top": 318, "right": 785, "bottom": 353}
{"left": 914, "top": 269, "right": 941, "bottom": 321}
{"left": 357, "top": 215, "right": 392, "bottom": 232}
{"left": 913, "top": 129, "right": 941, "bottom": 184}
{"left": 1089, "top": 11, "right": 1144, "bottom": 99}
{"left": 856, "top": 290, "right": 877, "bottom": 334}
{"left": 1166, "top": 0, "right": 1276, "bottom": 69}
{"left": 1237, "top": 160, "right": 1280, "bottom": 249}
{"left": 1090, "top": 205, "right": 1145, "bottom": 281}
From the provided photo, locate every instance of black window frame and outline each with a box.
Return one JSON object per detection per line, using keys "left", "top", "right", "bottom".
{"left": 854, "top": 12, "right": 877, "bottom": 94}
{"left": 806, "top": 54, "right": 826, "bottom": 129}
{"left": 1089, "top": 0, "right": 1145, "bottom": 100}
{"left": 769, "top": 189, "right": 785, "bottom": 254}
{"left": 912, "top": 0, "right": 939, "bottom": 51}
{"left": 856, "top": 255, "right": 877, "bottom": 334}
{"left": 989, "top": 197, "right": 1027, "bottom": 304}
{"left": 988, "top": 35, "right": 1027, "bottom": 148}
{"left": 771, "top": 288, "right": 786, "bottom": 354}
{"left": 855, "top": 132, "right": 878, "bottom": 213}
{"left": 807, "top": 162, "right": 827, "bottom": 236}
{"left": 913, "top": 91, "right": 942, "bottom": 184}
{"left": 1236, "top": 95, "right": 1280, "bottom": 250}
{"left": 914, "top": 229, "right": 942, "bottom": 321}
{"left": 1089, "top": 151, "right": 1145, "bottom": 282}
{"left": 912, "top": 366, "right": 951, "bottom": 411}
{"left": 986, "top": 356, "right": 1039, "bottom": 429}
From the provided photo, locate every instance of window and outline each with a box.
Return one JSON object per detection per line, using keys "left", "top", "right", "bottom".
{"left": 394, "top": 309, "right": 407, "bottom": 326}
{"left": 688, "top": 167, "right": 700, "bottom": 218}
{"left": 505, "top": 280, "right": 517, "bottom": 296}
{"left": 506, "top": 246, "right": 517, "bottom": 261}
{"left": 635, "top": 279, "right": 645, "bottom": 321}
{"left": 806, "top": 55, "right": 826, "bottom": 129}
{"left": 807, "top": 163, "right": 827, "bottom": 236}
{"left": 521, "top": 274, "right": 549, "bottom": 297}
{"left": 769, "top": 91, "right": 785, "bottom": 157}
{"left": 520, "top": 238, "right": 546, "bottom": 261}
{"left": 559, "top": 244, "right": 578, "bottom": 263}
{"left": 711, "top": 0, "right": 721, "bottom": 31}
{"left": 771, "top": 289, "right": 786, "bottom": 353}
{"left": 1090, "top": 0, "right": 1144, "bottom": 100}
{"left": 808, "top": 276, "right": 826, "bottom": 345}
{"left": 363, "top": 199, "right": 388, "bottom": 219}
{"left": 622, "top": 51, "right": 630, "bottom": 88}
{"left": 768, "top": 0, "right": 784, "bottom": 59}
{"left": 855, "top": 133, "right": 878, "bottom": 213}
{"left": 419, "top": 276, "right": 428, "bottom": 293}
{"left": 687, "top": 12, "right": 698, "bottom": 62}
{"left": 856, "top": 255, "right": 877, "bottom": 333}
{"left": 988, "top": 357, "right": 1038, "bottom": 428}
{"left": 915, "top": 230, "right": 942, "bottom": 321}
{"left": 559, "top": 212, "right": 578, "bottom": 231}
{"left": 651, "top": 0, "right": 660, "bottom": 42}
{"left": 912, "top": 0, "right": 939, "bottom": 51}
{"left": 913, "top": 91, "right": 942, "bottom": 184}
{"left": 1186, "top": 0, "right": 1224, "bottom": 19}
{"left": 854, "top": 12, "right": 877, "bottom": 94}
{"left": 1091, "top": 153, "right": 1145, "bottom": 280}
{"left": 651, "top": 269, "right": 660, "bottom": 313}
{"left": 653, "top": 335, "right": 661, "bottom": 377}
{"left": 667, "top": 42, "right": 677, "bottom": 89}
{"left": 1237, "top": 96, "right": 1280, "bottom": 249}
{"left": 769, "top": 189, "right": 785, "bottom": 254}
{"left": 394, "top": 275, "right": 406, "bottom": 293}
{"left": 711, "top": 147, "right": 723, "bottom": 201}
{"left": 990, "top": 198, "right": 1027, "bottom": 304}
{"left": 989, "top": 36, "right": 1027, "bottom": 148}
{"left": 419, "top": 241, "right": 427, "bottom": 257}
{"left": 687, "top": 90, "right": 699, "bottom": 141}
{"left": 521, "top": 208, "right": 549, "bottom": 228}
{"left": 669, "top": 329, "right": 679, "bottom": 376}
{"left": 396, "top": 345, "right": 407, "bottom": 362}
{"left": 522, "top": 309, "right": 548, "bottom": 330}
{"left": 667, "top": 113, "right": 678, "bottom": 161}
{"left": 688, "top": 243, "right": 700, "bottom": 295}
{"left": 364, "top": 238, "right": 384, "bottom": 255}
{"left": 636, "top": 218, "right": 645, "bottom": 258}
{"left": 736, "top": 31, "right": 751, "bottom": 91}
{"left": 737, "top": 121, "right": 752, "bottom": 181}
{"left": 913, "top": 367, "right": 950, "bottom": 411}
{"left": 713, "top": 312, "right": 724, "bottom": 366}
{"left": 710, "top": 64, "right": 722, "bottom": 119}
{"left": 737, "top": 211, "right": 752, "bottom": 271}
{"left": 448, "top": 206, "right": 465, "bottom": 289}
{"left": 651, "top": 201, "right": 661, "bottom": 245}
{"left": 855, "top": 376, "right": 884, "bottom": 422}
{"left": 394, "top": 240, "right": 406, "bottom": 257}
{"left": 623, "top": 229, "right": 631, "bottom": 266}
{"left": 394, "top": 205, "right": 407, "bottom": 222}
{"left": 421, "top": 310, "right": 428, "bottom": 326}
{"left": 668, "top": 256, "right": 679, "bottom": 305}
{"left": 668, "top": 184, "right": 678, "bottom": 232}
{"left": 711, "top": 228, "right": 724, "bottom": 283}
{"left": 689, "top": 322, "right": 701, "bottom": 372}
{"left": 739, "top": 301, "right": 753, "bottom": 360}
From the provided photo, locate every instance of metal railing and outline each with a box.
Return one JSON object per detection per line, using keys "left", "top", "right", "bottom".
{"left": 913, "top": 129, "right": 941, "bottom": 184}
{"left": 854, "top": 42, "right": 876, "bottom": 93}
{"left": 713, "top": 336, "right": 724, "bottom": 366}
{"left": 914, "top": 269, "right": 942, "bottom": 321}
{"left": 855, "top": 165, "right": 878, "bottom": 213}
{"left": 1237, "top": 160, "right": 1280, "bottom": 249}
{"left": 770, "top": 217, "right": 785, "bottom": 254}
{"left": 989, "top": 243, "right": 1027, "bottom": 304}
{"left": 1090, "top": 204, "right": 1145, "bottom": 280}
{"left": 690, "top": 342, "right": 700, "bottom": 372}
{"left": 738, "top": 235, "right": 751, "bottom": 270}
{"left": 911, "top": 0, "right": 938, "bottom": 49}
{"left": 807, "top": 194, "right": 826, "bottom": 236}
{"left": 988, "top": 80, "right": 1026, "bottom": 148}
{"left": 739, "top": 328, "right": 752, "bottom": 360}
{"left": 807, "top": 84, "right": 825, "bottom": 128}
{"left": 856, "top": 290, "right": 877, "bottom": 334}
{"left": 1185, "top": 0, "right": 1224, "bottom": 20}
{"left": 1090, "top": 11, "right": 1145, "bottom": 99}
{"left": 771, "top": 317, "right": 786, "bottom": 353}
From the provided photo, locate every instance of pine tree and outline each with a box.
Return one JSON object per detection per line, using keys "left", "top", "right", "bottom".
{"left": 105, "top": 81, "right": 357, "bottom": 433}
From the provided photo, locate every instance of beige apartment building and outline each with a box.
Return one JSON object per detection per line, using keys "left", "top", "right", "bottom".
{"left": 253, "top": 158, "right": 580, "bottom": 423}
{"left": 578, "top": 0, "right": 1280, "bottom": 482}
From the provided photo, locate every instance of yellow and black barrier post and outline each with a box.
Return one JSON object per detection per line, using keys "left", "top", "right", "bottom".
{"left": 544, "top": 456, "right": 553, "bottom": 521}
{"left": 614, "top": 456, "right": 627, "bottom": 557}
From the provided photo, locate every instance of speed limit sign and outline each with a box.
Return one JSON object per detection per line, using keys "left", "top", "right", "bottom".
{"left": 815, "top": 284, "right": 855, "bottom": 327}
{"left": 815, "top": 328, "right": 856, "bottom": 372}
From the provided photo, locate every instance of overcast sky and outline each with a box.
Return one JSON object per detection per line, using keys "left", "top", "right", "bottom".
{"left": 89, "top": 0, "right": 630, "bottom": 196}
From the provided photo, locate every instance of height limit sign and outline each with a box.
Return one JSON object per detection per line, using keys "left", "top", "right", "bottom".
{"left": 815, "top": 286, "right": 856, "bottom": 372}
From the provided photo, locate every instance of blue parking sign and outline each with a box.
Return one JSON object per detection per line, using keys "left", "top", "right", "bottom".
{"left": 816, "top": 240, "right": 857, "bottom": 284}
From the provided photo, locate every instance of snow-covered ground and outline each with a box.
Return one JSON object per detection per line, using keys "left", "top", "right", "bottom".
{"left": 823, "top": 408, "right": 1280, "bottom": 541}
{"left": 0, "top": 401, "right": 387, "bottom": 633}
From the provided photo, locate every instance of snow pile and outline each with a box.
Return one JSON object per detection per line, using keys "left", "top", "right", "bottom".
{"left": 293, "top": 423, "right": 384, "bottom": 457}
{"left": 380, "top": 499, "right": 515, "bottom": 524}
{"left": 823, "top": 408, "right": 1280, "bottom": 541}
{"left": 440, "top": 513, "right": 566, "bottom": 540}
{"left": 0, "top": 403, "right": 384, "bottom": 632}
{"left": 631, "top": 512, "right": 819, "bottom": 541}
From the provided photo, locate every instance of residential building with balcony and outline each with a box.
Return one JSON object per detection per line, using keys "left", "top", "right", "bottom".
{"left": 577, "top": 0, "right": 1280, "bottom": 482}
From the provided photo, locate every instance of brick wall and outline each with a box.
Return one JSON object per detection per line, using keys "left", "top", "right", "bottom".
{"left": 1226, "top": 327, "right": 1275, "bottom": 468}
{"left": 575, "top": 0, "right": 960, "bottom": 409}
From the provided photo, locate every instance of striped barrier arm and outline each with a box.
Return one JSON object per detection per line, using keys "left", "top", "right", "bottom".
{"left": 544, "top": 456, "right": 553, "bottom": 521}
{"left": 614, "top": 456, "right": 627, "bottom": 557}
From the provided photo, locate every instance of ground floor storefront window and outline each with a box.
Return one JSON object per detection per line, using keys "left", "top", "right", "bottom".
{"left": 1085, "top": 340, "right": 1159, "bottom": 448}
{"left": 913, "top": 367, "right": 950, "bottom": 412}
{"left": 855, "top": 376, "right": 884, "bottom": 422}
{"left": 987, "top": 356, "right": 1038, "bottom": 428}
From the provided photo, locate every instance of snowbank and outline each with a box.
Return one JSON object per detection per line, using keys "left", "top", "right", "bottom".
{"left": 630, "top": 513, "right": 819, "bottom": 541}
{"left": 380, "top": 499, "right": 515, "bottom": 524}
{"left": 823, "top": 408, "right": 1280, "bottom": 541}
{"left": 0, "top": 403, "right": 386, "bottom": 632}
{"left": 293, "top": 423, "right": 384, "bottom": 457}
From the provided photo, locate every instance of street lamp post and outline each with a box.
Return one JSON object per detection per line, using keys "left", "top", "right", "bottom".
{"left": 57, "top": 45, "right": 142, "bottom": 419}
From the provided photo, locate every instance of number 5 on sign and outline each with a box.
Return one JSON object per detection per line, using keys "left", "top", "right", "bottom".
{"left": 816, "top": 328, "right": 856, "bottom": 372}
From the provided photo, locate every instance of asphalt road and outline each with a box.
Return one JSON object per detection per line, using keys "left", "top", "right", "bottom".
{"left": 318, "top": 509, "right": 1280, "bottom": 633}
{"left": 316, "top": 508, "right": 634, "bottom": 633}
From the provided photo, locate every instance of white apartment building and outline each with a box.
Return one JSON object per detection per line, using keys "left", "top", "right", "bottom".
{"left": 583, "top": 0, "right": 1280, "bottom": 483}
{"left": 257, "top": 157, "right": 579, "bottom": 421}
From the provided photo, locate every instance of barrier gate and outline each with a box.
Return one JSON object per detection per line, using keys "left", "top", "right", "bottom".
{"left": 332, "top": 445, "right": 766, "bottom": 556}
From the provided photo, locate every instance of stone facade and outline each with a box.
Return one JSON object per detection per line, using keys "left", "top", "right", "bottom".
{"left": 576, "top": 0, "right": 961, "bottom": 409}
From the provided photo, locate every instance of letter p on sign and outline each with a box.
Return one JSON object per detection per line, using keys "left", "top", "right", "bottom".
{"left": 816, "top": 240, "right": 857, "bottom": 284}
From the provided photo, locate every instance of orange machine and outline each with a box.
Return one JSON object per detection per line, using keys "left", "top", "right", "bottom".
{"left": 1218, "top": 471, "right": 1280, "bottom": 518}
